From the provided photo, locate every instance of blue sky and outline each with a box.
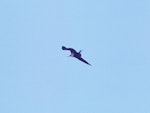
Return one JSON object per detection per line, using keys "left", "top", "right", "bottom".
{"left": 0, "top": 0, "right": 150, "bottom": 113}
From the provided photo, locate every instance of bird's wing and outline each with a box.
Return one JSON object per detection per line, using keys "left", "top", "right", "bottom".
{"left": 62, "top": 46, "right": 77, "bottom": 53}
{"left": 67, "top": 48, "right": 77, "bottom": 53}
{"left": 77, "top": 57, "right": 91, "bottom": 66}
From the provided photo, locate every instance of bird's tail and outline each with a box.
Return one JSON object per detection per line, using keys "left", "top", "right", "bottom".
{"left": 78, "top": 50, "right": 82, "bottom": 53}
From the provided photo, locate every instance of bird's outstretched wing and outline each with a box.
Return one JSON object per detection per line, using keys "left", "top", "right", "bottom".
{"left": 77, "top": 57, "right": 91, "bottom": 66}
{"left": 62, "top": 46, "right": 77, "bottom": 54}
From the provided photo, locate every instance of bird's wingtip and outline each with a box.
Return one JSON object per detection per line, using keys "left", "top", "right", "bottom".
{"left": 88, "top": 64, "right": 92, "bottom": 66}
{"left": 62, "top": 46, "right": 66, "bottom": 50}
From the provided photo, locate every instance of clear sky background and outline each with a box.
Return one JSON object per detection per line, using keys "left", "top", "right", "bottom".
{"left": 0, "top": 0, "right": 150, "bottom": 113}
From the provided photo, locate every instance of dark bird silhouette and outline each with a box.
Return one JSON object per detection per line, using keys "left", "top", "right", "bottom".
{"left": 62, "top": 46, "right": 91, "bottom": 66}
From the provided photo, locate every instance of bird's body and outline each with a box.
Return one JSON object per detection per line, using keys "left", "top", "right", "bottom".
{"left": 62, "top": 46, "right": 91, "bottom": 66}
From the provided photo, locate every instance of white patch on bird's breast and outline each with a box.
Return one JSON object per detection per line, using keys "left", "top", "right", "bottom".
{"left": 70, "top": 53, "right": 75, "bottom": 57}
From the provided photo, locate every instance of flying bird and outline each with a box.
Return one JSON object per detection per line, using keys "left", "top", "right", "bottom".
{"left": 62, "top": 46, "right": 91, "bottom": 66}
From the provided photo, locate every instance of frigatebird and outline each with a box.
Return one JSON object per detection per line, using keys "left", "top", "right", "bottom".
{"left": 62, "top": 46, "right": 91, "bottom": 66}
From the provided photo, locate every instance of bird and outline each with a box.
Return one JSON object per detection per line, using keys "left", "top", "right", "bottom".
{"left": 62, "top": 46, "right": 91, "bottom": 66}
